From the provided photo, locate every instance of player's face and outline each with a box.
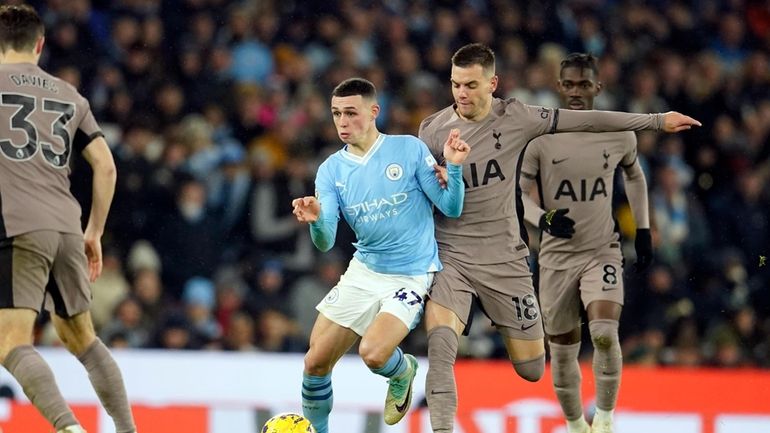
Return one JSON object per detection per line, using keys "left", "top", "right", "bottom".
{"left": 451, "top": 64, "right": 498, "bottom": 121}
{"left": 330, "top": 94, "right": 378, "bottom": 145}
{"left": 558, "top": 66, "right": 602, "bottom": 110}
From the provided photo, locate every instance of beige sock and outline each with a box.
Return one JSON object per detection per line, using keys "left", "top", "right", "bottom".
{"left": 77, "top": 339, "right": 136, "bottom": 433}
{"left": 549, "top": 341, "right": 584, "bottom": 421}
{"left": 426, "top": 326, "right": 458, "bottom": 432}
{"left": 3, "top": 345, "right": 78, "bottom": 430}
{"left": 589, "top": 320, "right": 622, "bottom": 411}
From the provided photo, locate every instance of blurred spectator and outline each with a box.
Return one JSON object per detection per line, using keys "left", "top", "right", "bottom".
{"left": 221, "top": 311, "right": 258, "bottom": 352}
{"left": 213, "top": 267, "right": 249, "bottom": 336}
{"left": 153, "top": 178, "right": 223, "bottom": 296}
{"left": 101, "top": 297, "right": 150, "bottom": 349}
{"left": 704, "top": 306, "right": 763, "bottom": 367}
{"left": 289, "top": 250, "right": 345, "bottom": 343}
{"left": 207, "top": 144, "right": 251, "bottom": 254}
{"left": 149, "top": 313, "right": 202, "bottom": 350}
{"left": 90, "top": 248, "right": 131, "bottom": 331}
{"left": 712, "top": 169, "right": 770, "bottom": 274}
{"left": 182, "top": 277, "right": 222, "bottom": 345}
{"left": 179, "top": 114, "right": 221, "bottom": 180}
{"left": 246, "top": 259, "right": 289, "bottom": 315}
{"left": 131, "top": 267, "right": 167, "bottom": 328}
{"left": 255, "top": 308, "right": 304, "bottom": 352}
{"left": 649, "top": 162, "right": 710, "bottom": 273}
{"left": 110, "top": 117, "right": 160, "bottom": 250}
{"left": 221, "top": 5, "right": 274, "bottom": 85}
{"left": 248, "top": 156, "right": 315, "bottom": 274}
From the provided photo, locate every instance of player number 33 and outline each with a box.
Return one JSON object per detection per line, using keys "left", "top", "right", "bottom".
{"left": 0, "top": 93, "right": 75, "bottom": 168}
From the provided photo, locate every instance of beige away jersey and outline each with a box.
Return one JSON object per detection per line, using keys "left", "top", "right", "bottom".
{"left": 419, "top": 98, "right": 557, "bottom": 264}
{"left": 0, "top": 63, "right": 102, "bottom": 239}
{"left": 522, "top": 131, "right": 637, "bottom": 269}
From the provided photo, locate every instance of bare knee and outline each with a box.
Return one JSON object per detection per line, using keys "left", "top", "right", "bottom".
{"left": 304, "top": 348, "right": 335, "bottom": 376}
{"left": 358, "top": 341, "right": 391, "bottom": 370}
{"left": 62, "top": 332, "right": 96, "bottom": 356}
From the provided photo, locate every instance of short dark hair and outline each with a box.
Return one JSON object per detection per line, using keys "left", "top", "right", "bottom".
{"left": 332, "top": 78, "right": 377, "bottom": 100}
{"left": 452, "top": 43, "right": 495, "bottom": 73}
{"left": 560, "top": 53, "right": 599, "bottom": 77}
{"left": 0, "top": 5, "right": 43, "bottom": 53}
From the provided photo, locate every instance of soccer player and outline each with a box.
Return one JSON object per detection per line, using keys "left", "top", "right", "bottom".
{"left": 520, "top": 52, "right": 653, "bottom": 433}
{"left": 292, "top": 77, "right": 469, "bottom": 433}
{"left": 418, "top": 43, "right": 699, "bottom": 433}
{"left": 0, "top": 5, "right": 136, "bottom": 433}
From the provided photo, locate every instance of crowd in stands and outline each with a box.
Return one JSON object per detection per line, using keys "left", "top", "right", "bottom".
{"left": 20, "top": 0, "right": 770, "bottom": 367}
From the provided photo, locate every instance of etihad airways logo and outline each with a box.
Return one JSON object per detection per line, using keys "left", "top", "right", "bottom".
{"left": 344, "top": 192, "right": 408, "bottom": 223}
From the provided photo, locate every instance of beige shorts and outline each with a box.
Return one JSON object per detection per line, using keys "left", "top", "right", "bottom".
{"left": 429, "top": 254, "right": 544, "bottom": 340}
{"left": 0, "top": 231, "right": 91, "bottom": 317}
{"left": 538, "top": 243, "right": 624, "bottom": 336}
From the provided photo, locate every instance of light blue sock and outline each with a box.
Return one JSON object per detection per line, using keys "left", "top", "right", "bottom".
{"left": 302, "top": 373, "right": 332, "bottom": 433}
{"left": 370, "top": 347, "right": 408, "bottom": 379}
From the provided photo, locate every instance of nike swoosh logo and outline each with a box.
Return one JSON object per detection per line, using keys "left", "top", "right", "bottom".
{"left": 395, "top": 385, "right": 412, "bottom": 413}
{"left": 552, "top": 158, "right": 569, "bottom": 164}
{"left": 521, "top": 322, "right": 537, "bottom": 331}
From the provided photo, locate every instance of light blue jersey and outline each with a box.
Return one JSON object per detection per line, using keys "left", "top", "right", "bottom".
{"left": 310, "top": 133, "right": 464, "bottom": 275}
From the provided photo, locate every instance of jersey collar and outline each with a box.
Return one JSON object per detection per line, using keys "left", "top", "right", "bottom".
{"left": 341, "top": 133, "right": 385, "bottom": 165}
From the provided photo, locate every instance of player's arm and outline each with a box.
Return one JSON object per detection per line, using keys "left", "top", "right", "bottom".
{"left": 419, "top": 115, "right": 452, "bottom": 188}
{"left": 552, "top": 109, "right": 701, "bottom": 134}
{"left": 620, "top": 157, "right": 650, "bottom": 230}
{"left": 416, "top": 132, "right": 467, "bottom": 217}
{"left": 292, "top": 195, "right": 338, "bottom": 252}
{"left": 620, "top": 141, "right": 653, "bottom": 272}
{"left": 294, "top": 166, "right": 339, "bottom": 252}
{"left": 519, "top": 173, "right": 544, "bottom": 226}
{"left": 81, "top": 135, "right": 117, "bottom": 281}
{"left": 520, "top": 145, "right": 574, "bottom": 238}
{"left": 516, "top": 100, "right": 701, "bottom": 148}
{"left": 519, "top": 143, "right": 545, "bottom": 226}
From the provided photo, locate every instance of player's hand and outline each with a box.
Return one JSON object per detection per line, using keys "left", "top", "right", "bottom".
{"left": 443, "top": 128, "right": 471, "bottom": 165}
{"left": 632, "top": 228, "right": 653, "bottom": 273}
{"left": 433, "top": 164, "right": 448, "bottom": 189}
{"left": 662, "top": 111, "right": 702, "bottom": 133}
{"left": 292, "top": 196, "right": 321, "bottom": 223}
{"left": 539, "top": 208, "right": 575, "bottom": 239}
{"left": 83, "top": 231, "right": 103, "bottom": 282}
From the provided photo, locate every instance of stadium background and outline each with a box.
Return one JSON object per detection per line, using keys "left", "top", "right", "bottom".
{"left": 0, "top": 0, "right": 769, "bottom": 432}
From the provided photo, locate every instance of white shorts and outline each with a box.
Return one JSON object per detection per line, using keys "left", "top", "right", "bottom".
{"left": 316, "top": 257, "right": 434, "bottom": 336}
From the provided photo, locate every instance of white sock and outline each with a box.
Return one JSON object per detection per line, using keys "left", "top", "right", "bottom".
{"left": 594, "top": 408, "right": 614, "bottom": 423}
{"left": 566, "top": 416, "right": 589, "bottom": 433}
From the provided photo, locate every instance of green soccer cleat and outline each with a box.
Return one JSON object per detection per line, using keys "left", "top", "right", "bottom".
{"left": 384, "top": 354, "right": 418, "bottom": 425}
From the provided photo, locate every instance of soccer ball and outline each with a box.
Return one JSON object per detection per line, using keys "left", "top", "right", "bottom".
{"left": 261, "top": 413, "right": 316, "bottom": 433}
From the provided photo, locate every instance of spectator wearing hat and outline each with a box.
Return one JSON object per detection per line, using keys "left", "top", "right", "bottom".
{"left": 182, "top": 277, "right": 222, "bottom": 345}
